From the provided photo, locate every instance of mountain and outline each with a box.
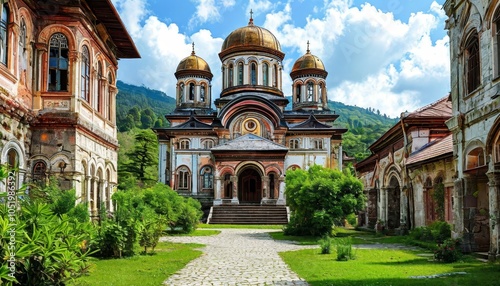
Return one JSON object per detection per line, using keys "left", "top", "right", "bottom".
{"left": 116, "top": 81, "right": 397, "bottom": 161}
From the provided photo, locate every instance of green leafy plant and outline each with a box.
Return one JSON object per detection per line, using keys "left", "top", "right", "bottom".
{"left": 432, "top": 182, "right": 445, "bottom": 221}
{"left": 335, "top": 237, "right": 356, "bottom": 261}
{"left": 434, "top": 238, "right": 462, "bottom": 263}
{"left": 319, "top": 236, "right": 332, "bottom": 254}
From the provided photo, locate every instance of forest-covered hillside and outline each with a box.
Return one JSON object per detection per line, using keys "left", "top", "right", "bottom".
{"left": 116, "top": 82, "right": 397, "bottom": 161}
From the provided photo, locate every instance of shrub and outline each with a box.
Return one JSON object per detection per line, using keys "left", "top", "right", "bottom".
{"left": 434, "top": 238, "right": 462, "bottom": 263}
{"left": 346, "top": 213, "right": 357, "bottom": 226}
{"left": 429, "top": 221, "right": 451, "bottom": 243}
{"left": 91, "top": 221, "right": 128, "bottom": 258}
{"left": 319, "top": 236, "right": 332, "bottom": 254}
{"left": 335, "top": 237, "right": 356, "bottom": 261}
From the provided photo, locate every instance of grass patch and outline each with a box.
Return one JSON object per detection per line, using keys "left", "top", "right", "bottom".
{"left": 269, "top": 231, "right": 320, "bottom": 245}
{"left": 69, "top": 242, "right": 203, "bottom": 286}
{"left": 198, "top": 224, "right": 284, "bottom": 229}
{"left": 280, "top": 248, "right": 499, "bottom": 285}
{"left": 270, "top": 228, "right": 373, "bottom": 245}
{"left": 167, "top": 229, "right": 221, "bottom": 236}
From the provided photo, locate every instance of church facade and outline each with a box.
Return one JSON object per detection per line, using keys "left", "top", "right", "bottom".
{"left": 155, "top": 16, "right": 346, "bottom": 206}
{"left": 0, "top": 0, "right": 139, "bottom": 217}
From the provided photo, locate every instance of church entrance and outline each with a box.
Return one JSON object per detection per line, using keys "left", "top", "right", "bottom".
{"left": 238, "top": 168, "right": 262, "bottom": 204}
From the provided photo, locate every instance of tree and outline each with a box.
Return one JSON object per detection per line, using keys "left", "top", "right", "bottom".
{"left": 124, "top": 129, "right": 158, "bottom": 184}
{"left": 284, "top": 165, "right": 365, "bottom": 236}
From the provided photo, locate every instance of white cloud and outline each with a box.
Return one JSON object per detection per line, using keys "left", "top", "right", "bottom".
{"left": 262, "top": 0, "right": 450, "bottom": 117}
{"left": 113, "top": 0, "right": 450, "bottom": 118}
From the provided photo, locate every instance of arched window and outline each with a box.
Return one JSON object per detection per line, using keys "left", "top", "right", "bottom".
{"left": 189, "top": 82, "right": 195, "bottom": 100}
{"left": 295, "top": 84, "right": 301, "bottom": 102}
{"left": 228, "top": 64, "right": 234, "bottom": 87}
{"left": 307, "top": 81, "right": 314, "bottom": 100}
{"left": 319, "top": 82, "right": 324, "bottom": 101}
{"left": 273, "top": 65, "right": 278, "bottom": 87}
{"left": 96, "top": 62, "right": 103, "bottom": 112}
{"left": 466, "top": 147, "right": 485, "bottom": 170}
{"left": 0, "top": 2, "right": 8, "bottom": 65}
{"left": 178, "top": 167, "right": 190, "bottom": 190}
{"left": 178, "top": 82, "right": 184, "bottom": 102}
{"left": 250, "top": 62, "right": 257, "bottom": 85}
{"left": 6, "top": 149, "right": 18, "bottom": 192}
{"left": 238, "top": 62, "right": 243, "bottom": 85}
{"left": 263, "top": 63, "right": 269, "bottom": 86}
{"left": 289, "top": 139, "right": 300, "bottom": 149}
{"left": 203, "top": 139, "right": 214, "bottom": 149}
{"left": 80, "top": 45, "right": 90, "bottom": 101}
{"left": 32, "top": 161, "right": 47, "bottom": 184}
{"left": 465, "top": 32, "right": 480, "bottom": 94}
{"left": 200, "top": 166, "right": 213, "bottom": 189}
{"left": 494, "top": 9, "right": 500, "bottom": 77}
{"left": 49, "top": 33, "right": 69, "bottom": 91}
{"left": 313, "top": 139, "right": 323, "bottom": 149}
{"left": 107, "top": 72, "right": 113, "bottom": 120}
{"left": 19, "top": 18, "right": 27, "bottom": 79}
{"left": 200, "top": 84, "right": 206, "bottom": 102}
{"left": 179, "top": 139, "right": 190, "bottom": 150}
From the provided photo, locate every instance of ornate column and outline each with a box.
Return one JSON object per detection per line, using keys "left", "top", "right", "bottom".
{"left": 231, "top": 175, "right": 239, "bottom": 204}
{"left": 277, "top": 175, "right": 286, "bottom": 205}
{"left": 85, "top": 175, "right": 92, "bottom": 213}
{"left": 380, "top": 187, "right": 388, "bottom": 224}
{"left": 213, "top": 176, "right": 222, "bottom": 205}
{"left": 107, "top": 183, "right": 115, "bottom": 213}
{"left": 262, "top": 175, "right": 269, "bottom": 200}
{"left": 101, "top": 179, "right": 108, "bottom": 212}
{"left": 487, "top": 162, "right": 499, "bottom": 261}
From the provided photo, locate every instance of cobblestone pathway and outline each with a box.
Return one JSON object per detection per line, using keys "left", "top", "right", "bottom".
{"left": 160, "top": 229, "right": 315, "bottom": 286}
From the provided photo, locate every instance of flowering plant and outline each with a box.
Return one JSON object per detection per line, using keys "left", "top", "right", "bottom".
{"left": 434, "top": 238, "right": 462, "bottom": 263}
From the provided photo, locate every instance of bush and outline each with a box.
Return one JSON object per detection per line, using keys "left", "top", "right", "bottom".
{"left": 429, "top": 221, "right": 451, "bottom": 243}
{"left": 91, "top": 221, "right": 128, "bottom": 258}
{"left": 319, "top": 236, "right": 332, "bottom": 254}
{"left": 434, "top": 238, "right": 462, "bottom": 263}
{"left": 335, "top": 237, "right": 356, "bottom": 261}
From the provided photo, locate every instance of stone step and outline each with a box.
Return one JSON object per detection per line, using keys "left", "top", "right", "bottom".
{"left": 208, "top": 206, "right": 288, "bottom": 225}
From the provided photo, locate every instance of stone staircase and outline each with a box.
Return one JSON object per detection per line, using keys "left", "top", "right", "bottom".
{"left": 207, "top": 205, "right": 289, "bottom": 225}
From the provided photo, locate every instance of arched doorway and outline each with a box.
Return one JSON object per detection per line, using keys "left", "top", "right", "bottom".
{"left": 238, "top": 167, "right": 262, "bottom": 203}
{"left": 387, "top": 176, "right": 401, "bottom": 229}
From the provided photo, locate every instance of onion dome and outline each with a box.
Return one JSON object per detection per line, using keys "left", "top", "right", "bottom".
{"left": 290, "top": 41, "right": 328, "bottom": 79}
{"left": 219, "top": 11, "right": 284, "bottom": 60}
{"left": 175, "top": 43, "right": 213, "bottom": 79}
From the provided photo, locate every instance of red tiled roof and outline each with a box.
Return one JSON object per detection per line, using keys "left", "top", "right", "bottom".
{"left": 406, "top": 95, "right": 451, "bottom": 118}
{"left": 406, "top": 134, "right": 453, "bottom": 166}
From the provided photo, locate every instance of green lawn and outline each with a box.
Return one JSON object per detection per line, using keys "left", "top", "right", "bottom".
{"left": 280, "top": 248, "right": 499, "bottom": 286}
{"left": 69, "top": 242, "right": 203, "bottom": 286}
{"left": 167, "top": 229, "right": 221, "bottom": 236}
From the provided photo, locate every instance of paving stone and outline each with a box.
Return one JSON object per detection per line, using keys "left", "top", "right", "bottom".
{"left": 161, "top": 229, "right": 315, "bottom": 286}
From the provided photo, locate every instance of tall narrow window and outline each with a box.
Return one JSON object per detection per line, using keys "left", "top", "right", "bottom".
{"left": 319, "top": 83, "right": 324, "bottom": 101}
{"left": 179, "top": 139, "right": 190, "bottom": 149}
{"left": 0, "top": 2, "right": 8, "bottom": 65}
{"left": 189, "top": 82, "right": 195, "bottom": 100}
{"left": 296, "top": 84, "right": 301, "bottom": 102}
{"left": 307, "top": 81, "right": 314, "bottom": 100}
{"left": 49, "top": 33, "right": 69, "bottom": 91}
{"left": 6, "top": 149, "right": 18, "bottom": 192}
{"left": 228, "top": 64, "right": 234, "bottom": 87}
{"left": 97, "top": 62, "right": 103, "bottom": 112}
{"left": 465, "top": 33, "right": 480, "bottom": 94}
{"left": 19, "top": 19, "right": 27, "bottom": 81}
{"left": 200, "top": 84, "right": 206, "bottom": 102}
{"left": 201, "top": 166, "right": 213, "bottom": 189}
{"left": 238, "top": 62, "right": 243, "bottom": 85}
{"left": 263, "top": 63, "right": 269, "bottom": 86}
{"left": 178, "top": 167, "right": 190, "bottom": 190}
{"left": 178, "top": 82, "right": 184, "bottom": 102}
{"left": 81, "top": 46, "right": 90, "bottom": 101}
{"left": 251, "top": 62, "right": 257, "bottom": 85}
{"left": 273, "top": 65, "right": 278, "bottom": 87}
{"left": 495, "top": 10, "right": 500, "bottom": 77}
{"left": 107, "top": 72, "right": 113, "bottom": 120}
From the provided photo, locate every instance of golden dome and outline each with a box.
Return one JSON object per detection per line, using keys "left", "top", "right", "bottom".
{"left": 175, "top": 45, "right": 213, "bottom": 79}
{"left": 290, "top": 44, "right": 327, "bottom": 79}
{"left": 219, "top": 17, "right": 284, "bottom": 59}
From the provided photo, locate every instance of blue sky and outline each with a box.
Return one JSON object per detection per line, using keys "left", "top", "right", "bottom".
{"left": 111, "top": 0, "right": 449, "bottom": 118}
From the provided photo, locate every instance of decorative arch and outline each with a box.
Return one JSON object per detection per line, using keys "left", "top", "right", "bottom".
{"left": 38, "top": 24, "right": 76, "bottom": 49}
{"left": 265, "top": 164, "right": 282, "bottom": 176}
{"left": 381, "top": 164, "right": 403, "bottom": 188}
{"left": 486, "top": 114, "right": 500, "bottom": 163}
{"left": 286, "top": 164, "right": 301, "bottom": 171}
{"left": 1, "top": 140, "right": 26, "bottom": 170}
{"left": 175, "top": 165, "right": 191, "bottom": 191}
{"left": 464, "top": 139, "right": 487, "bottom": 170}
{"left": 200, "top": 165, "right": 214, "bottom": 189}
{"left": 235, "top": 161, "right": 265, "bottom": 176}
{"left": 219, "top": 96, "right": 283, "bottom": 128}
